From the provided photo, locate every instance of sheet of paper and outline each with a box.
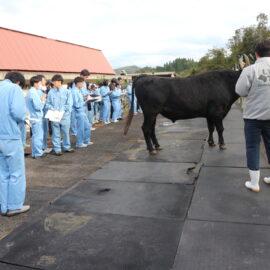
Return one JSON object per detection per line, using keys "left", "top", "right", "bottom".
{"left": 94, "top": 96, "right": 102, "bottom": 102}
{"left": 45, "top": 110, "right": 65, "bottom": 122}
{"left": 25, "top": 119, "right": 31, "bottom": 128}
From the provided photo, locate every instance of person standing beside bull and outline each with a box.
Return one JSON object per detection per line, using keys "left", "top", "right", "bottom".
{"left": 126, "top": 80, "right": 138, "bottom": 115}
{"left": 110, "top": 82, "right": 122, "bottom": 122}
{"left": 236, "top": 40, "right": 270, "bottom": 192}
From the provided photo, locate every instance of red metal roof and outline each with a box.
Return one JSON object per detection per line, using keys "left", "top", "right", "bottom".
{"left": 0, "top": 27, "right": 115, "bottom": 75}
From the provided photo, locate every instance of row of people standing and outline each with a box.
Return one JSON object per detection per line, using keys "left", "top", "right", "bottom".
{"left": 26, "top": 74, "right": 75, "bottom": 158}
{"left": 0, "top": 71, "right": 139, "bottom": 216}
{"left": 25, "top": 71, "right": 139, "bottom": 159}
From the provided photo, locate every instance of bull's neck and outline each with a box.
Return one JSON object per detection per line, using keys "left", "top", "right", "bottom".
{"left": 230, "top": 70, "right": 241, "bottom": 104}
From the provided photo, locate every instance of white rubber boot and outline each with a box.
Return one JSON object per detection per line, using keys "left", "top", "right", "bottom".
{"left": 245, "top": 170, "right": 260, "bottom": 192}
{"left": 264, "top": 176, "right": 270, "bottom": 184}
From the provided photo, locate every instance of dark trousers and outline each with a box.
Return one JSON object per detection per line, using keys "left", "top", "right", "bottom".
{"left": 244, "top": 119, "right": 270, "bottom": 170}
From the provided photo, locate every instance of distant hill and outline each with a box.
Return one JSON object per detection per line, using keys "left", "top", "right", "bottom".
{"left": 114, "top": 65, "right": 140, "bottom": 75}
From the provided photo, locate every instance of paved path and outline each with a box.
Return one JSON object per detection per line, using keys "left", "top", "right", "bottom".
{"left": 1, "top": 106, "right": 270, "bottom": 270}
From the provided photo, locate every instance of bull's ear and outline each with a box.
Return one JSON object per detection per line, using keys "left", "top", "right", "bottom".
{"left": 243, "top": 54, "right": 251, "bottom": 66}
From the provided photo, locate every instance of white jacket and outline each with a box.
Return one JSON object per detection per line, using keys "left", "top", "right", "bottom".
{"left": 236, "top": 57, "right": 270, "bottom": 120}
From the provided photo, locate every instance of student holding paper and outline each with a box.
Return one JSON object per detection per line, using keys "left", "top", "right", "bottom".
{"left": 46, "top": 74, "right": 74, "bottom": 156}
{"left": 26, "top": 76, "right": 46, "bottom": 159}
{"left": 71, "top": 77, "right": 91, "bottom": 147}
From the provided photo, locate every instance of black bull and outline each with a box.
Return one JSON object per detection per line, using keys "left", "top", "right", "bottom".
{"left": 124, "top": 70, "right": 241, "bottom": 154}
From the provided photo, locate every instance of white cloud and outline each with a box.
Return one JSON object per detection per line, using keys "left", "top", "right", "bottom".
{"left": 0, "top": 0, "right": 269, "bottom": 68}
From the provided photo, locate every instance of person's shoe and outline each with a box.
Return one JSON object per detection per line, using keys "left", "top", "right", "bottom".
{"left": 86, "top": 142, "right": 94, "bottom": 146}
{"left": 105, "top": 122, "right": 110, "bottom": 125}
{"left": 24, "top": 143, "right": 31, "bottom": 148}
{"left": 1, "top": 212, "right": 7, "bottom": 216}
{"left": 77, "top": 144, "right": 87, "bottom": 148}
{"left": 7, "top": 205, "right": 30, "bottom": 217}
{"left": 52, "top": 151, "right": 63, "bottom": 156}
{"left": 112, "top": 120, "right": 119, "bottom": 123}
{"left": 117, "top": 118, "right": 123, "bottom": 120}
{"left": 91, "top": 127, "right": 96, "bottom": 131}
{"left": 133, "top": 112, "right": 138, "bottom": 116}
{"left": 264, "top": 177, "right": 270, "bottom": 184}
{"left": 245, "top": 170, "right": 260, "bottom": 192}
{"left": 63, "top": 148, "right": 75, "bottom": 153}
{"left": 43, "top": 148, "right": 53, "bottom": 154}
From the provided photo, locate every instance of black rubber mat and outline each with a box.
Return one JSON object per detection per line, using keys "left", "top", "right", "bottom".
{"left": 86, "top": 161, "right": 197, "bottom": 184}
{"left": 210, "top": 127, "right": 245, "bottom": 144}
{"left": 188, "top": 167, "right": 270, "bottom": 225}
{"left": 173, "top": 220, "right": 270, "bottom": 270}
{"left": 157, "top": 130, "right": 208, "bottom": 141}
{"left": 0, "top": 210, "right": 183, "bottom": 270}
{"left": 53, "top": 180, "right": 193, "bottom": 220}
{"left": 0, "top": 263, "right": 34, "bottom": 270}
{"left": 203, "top": 143, "right": 270, "bottom": 168}
{"left": 115, "top": 140, "right": 204, "bottom": 163}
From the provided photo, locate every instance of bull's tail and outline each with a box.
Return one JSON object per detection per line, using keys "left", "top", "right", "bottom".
{"left": 124, "top": 83, "right": 135, "bottom": 135}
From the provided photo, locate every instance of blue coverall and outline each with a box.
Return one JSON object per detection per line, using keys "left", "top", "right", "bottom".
{"left": 100, "top": 86, "right": 111, "bottom": 123}
{"left": 110, "top": 88, "right": 122, "bottom": 121}
{"left": 45, "top": 87, "right": 73, "bottom": 153}
{"left": 39, "top": 88, "right": 49, "bottom": 150}
{"left": 71, "top": 81, "right": 88, "bottom": 136}
{"left": 72, "top": 87, "right": 90, "bottom": 147}
{"left": 26, "top": 87, "right": 45, "bottom": 157}
{"left": 18, "top": 120, "right": 26, "bottom": 146}
{"left": 93, "top": 88, "right": 101, "bottom": 122}
{"left": 86, "top": 89, "right": 95, "bottom": 126}
{"left": 0, "top": 79, "right": 26, "bottom": 214}
{"left": 126, "top": 85, "right": 137, "bottom": 113}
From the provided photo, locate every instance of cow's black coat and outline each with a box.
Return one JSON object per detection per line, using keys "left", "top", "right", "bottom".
{"left": 124, "top": 70, "right": 241, "bottom": 153}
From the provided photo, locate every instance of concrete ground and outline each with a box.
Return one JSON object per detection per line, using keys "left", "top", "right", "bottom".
{"left": 1, "top": 106, "right": 270, "bottom": 270}
{"left": 0, "top": 114, "right": 145, "bottom": 240}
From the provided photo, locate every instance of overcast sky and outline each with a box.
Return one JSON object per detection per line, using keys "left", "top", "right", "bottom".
{"left": 0, "top": 0, "right": 269, "bottom": 68}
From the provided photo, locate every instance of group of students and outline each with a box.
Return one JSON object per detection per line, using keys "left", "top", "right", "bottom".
{"left": 0, "top": 69, "right": 139, "bottom": 216}
{"left": 22, "top": 70, "right": 138, "bottom": 159}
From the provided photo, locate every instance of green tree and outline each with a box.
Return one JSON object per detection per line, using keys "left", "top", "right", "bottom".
{"left": 197, "top": 48, "right": 231, "bottom": 73}
{"left": 228, "top": 13, "right": 270, "bottom": 64}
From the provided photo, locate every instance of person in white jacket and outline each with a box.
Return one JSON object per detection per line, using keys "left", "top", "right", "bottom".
{"left": 236, "top": 39, "right": 270, "bottom": 192}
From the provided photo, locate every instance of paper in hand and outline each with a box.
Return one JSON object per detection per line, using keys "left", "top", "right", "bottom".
{"left": 45, "top": 110, "right": 64, "bottom": 122}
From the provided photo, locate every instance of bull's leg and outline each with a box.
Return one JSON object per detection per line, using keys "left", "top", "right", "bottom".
{"left": 142, "top": 114, "right": 157, "bottom": 155}
{"left": 150, "top": 117, "right": 163, "bottom": 151}
{"left": 207, "top": 118, "right": 216, "bottom": 147}
{"left": 215, "top": 119, "right": 227, "bottom": 150}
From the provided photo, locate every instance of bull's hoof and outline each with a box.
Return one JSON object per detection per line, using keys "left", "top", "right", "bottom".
{"left": 208, "top": 142, "right": 216, "bottom": 147}
{"left": 219, "top": 144, "right": 227, "bottom": 150}
{"left": 149, "top": 150, "right": 158, "bottom": 155}
{"left": 155, "top": 146, "right": 164, "bottom": 151}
